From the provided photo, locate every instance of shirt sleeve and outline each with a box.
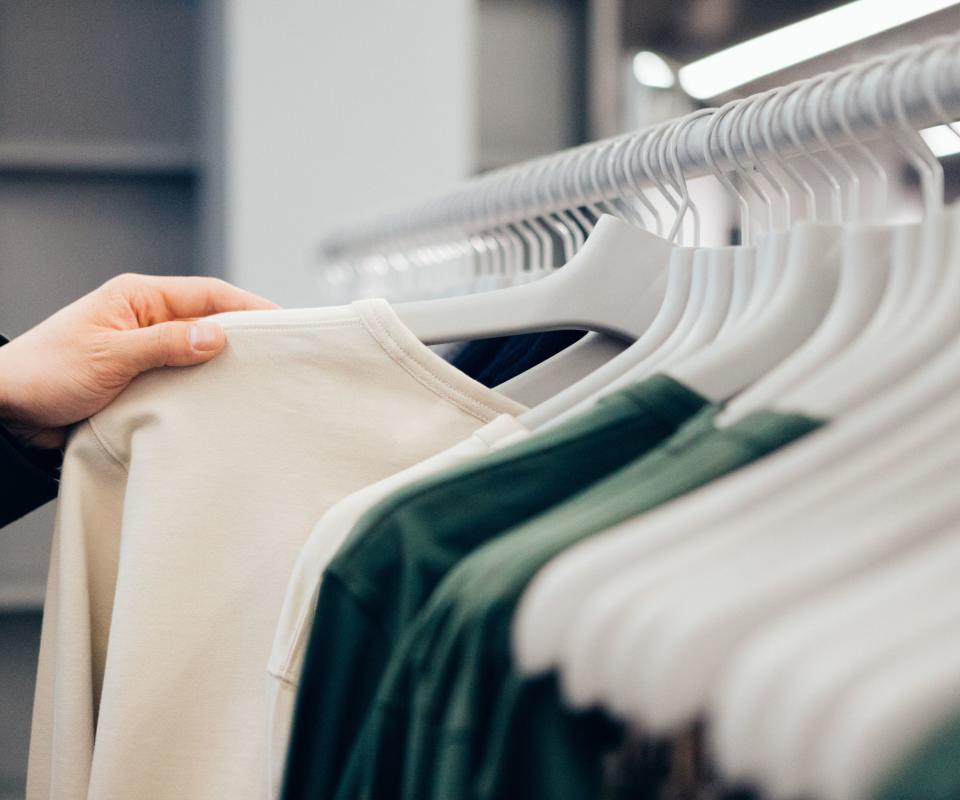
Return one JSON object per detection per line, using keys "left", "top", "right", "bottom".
{"left": 27, "top": 420, "right": 127, "bottom": 798}
{"left": 281, "top": 572, "right": 392, "bottom": 800}
{"left": 0, "top": 422, "right": 60, "bottom": 528}
{"left": 0, "top": 330, "right": 61, "bottom": 527}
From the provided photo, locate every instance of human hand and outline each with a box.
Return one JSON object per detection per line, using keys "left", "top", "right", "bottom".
{"left": 0, "top": 274, "right": 278, "bottom": 450}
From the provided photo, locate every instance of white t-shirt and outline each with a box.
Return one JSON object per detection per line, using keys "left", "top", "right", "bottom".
{"left": 27, "top": 299, "right": 525, "bottom": 800}
{"left": 264, "top": 413, "right": 530, "bottom": 797}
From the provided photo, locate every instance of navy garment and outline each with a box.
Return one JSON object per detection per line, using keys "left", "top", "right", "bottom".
{"left": 0, "top": 332, "right": 61, "bottom": 527}
{"left": 452, "top": 331, "right": 587, "bottom": 388}
{"left": 0, "top": 425, "right": 59, "bottom": 527}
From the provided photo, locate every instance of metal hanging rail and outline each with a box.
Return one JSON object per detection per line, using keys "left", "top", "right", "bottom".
{"left": 320, "top": 34, "right": 960, "bottom": 263}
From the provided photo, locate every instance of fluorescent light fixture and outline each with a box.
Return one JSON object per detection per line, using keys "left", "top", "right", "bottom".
{"left": 678, "top": 0, "right": 960, "bottom": 99}
{"left": 633, "top": 50, "right": 675, "bottom": 89}
{"left": 921, "top": 123, "right": 960, "bottom": 157}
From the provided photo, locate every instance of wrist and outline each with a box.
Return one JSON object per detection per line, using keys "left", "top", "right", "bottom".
{"left": 0, "top": 332, "right": 53, "bottom": 450}
{"left": 0, "top": 343, "right": 62, "bottom": 475}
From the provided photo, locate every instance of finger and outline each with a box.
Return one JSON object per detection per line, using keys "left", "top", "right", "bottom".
{"left": 128, "top": 275, "right": 279, "bottom": 322}
{"left": 121, "top": 319, "right": 227, "bottom": 371}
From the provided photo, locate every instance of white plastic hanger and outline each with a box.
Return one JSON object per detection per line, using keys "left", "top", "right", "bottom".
{"left": 621, "top": 426, "right": 960, "bottom": 732}
{"left": 777, "top": 42, "right": 956, "bottom": 418}
{"left": 605, "top": 202, "right": 958, "bottom": 725}
{"left": 389, "top": 128, "right": 676, "bottom": 343}
{"left": 525, "top": 107, "right": 749, "bottom": 430}
{"left": 496, "top": 138, "right": 656, "bottom": 405}
{"left": 625, "top": 111, "right": 742, "bottom": 377}
{"left": 516, "top": 117, "right": 705, "bottom": 428}
{"left": 733, "top": 86, "right": 804, "bottom": 330}
{"left": 606, "top": 226, "right": 958, "bottom": 738}
{"left": 597, "top": 373, "right": 957, "bottom": 721}
{"left": 530, "top": 318, "right": 960, "bottom": 716}
{"left": 560, "top": 88, "right": 822, "bottom": 423}
{"left": 517, "top": 251, "right": 695, "bottom": 428}
{"left": 498, "top": 130, "right": 680, "bottom": 399}
{"left": 710, "top": 94, "right": 785, "bottom": 341}
{"left": 717, "top": 69, "right": 894, "bottom": 425}
{"left": 752, "top": 537, "right": 960, "bottom": 799}
{"left": 811, "top": 619, "right": 960, "bottom": 800}
{"left": 665, "top": 72, "right": 847, "bottom": 404}
{"left": 514, "top": 92, "right": 819, "bottom": 679}
{"left": 708, "top": 399, "right": 960, "bottom": 787}
{"left": 502, "top": 134, "right": 668, "bottom": 402}
{"left": 650, "top": 97, "right": 784, "bottom": 372}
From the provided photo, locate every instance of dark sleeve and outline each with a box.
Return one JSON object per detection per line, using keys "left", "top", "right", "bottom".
{"left": 0, "top": 424, "right": 59, "bottom": 528}
{"left": 0, "top": 332, "right": 61, "bottom": 528}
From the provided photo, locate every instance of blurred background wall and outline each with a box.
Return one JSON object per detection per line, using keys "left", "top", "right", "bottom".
{"left": 0, "top": 1, "right": 956, "bottom": 796}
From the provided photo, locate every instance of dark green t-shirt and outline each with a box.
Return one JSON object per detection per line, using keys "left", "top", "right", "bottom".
{"left": 337, "top": 407, "right": 822, "bottom": 800}
{"left": 282, "top": 375, "right": 709, "bottom": 800}
{"left": 873, "top": 713, "right": 960, "bottom": 800}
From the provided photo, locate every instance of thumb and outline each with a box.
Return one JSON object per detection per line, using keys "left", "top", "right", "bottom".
{"left": 123, "top": 319, "right": 227, "bottom": 371}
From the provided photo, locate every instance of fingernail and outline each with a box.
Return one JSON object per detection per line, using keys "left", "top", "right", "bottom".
{"left": 189, "top": 320, "right": 223, "bottom": 351}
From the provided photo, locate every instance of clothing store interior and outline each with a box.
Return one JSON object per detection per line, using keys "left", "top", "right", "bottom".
{"left": 2, "top": 1, "right": 960, "bottom": 799}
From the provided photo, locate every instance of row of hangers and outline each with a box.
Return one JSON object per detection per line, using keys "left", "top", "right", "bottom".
{"left": 323, "top": 32, "right": 960, "bottom": 800}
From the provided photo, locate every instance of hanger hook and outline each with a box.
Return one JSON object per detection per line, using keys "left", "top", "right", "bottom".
{"left": 623, "top": 130, "right": 665, "bottom": 235}
{"left": 524, "top": 155, "right": 556, "bottom": 273}
{"left": 563, "top": 146, "right": 595, "bottom": 235}
{"left": 763, "top": 82, "right": 817, "bottom": 220}
{"left": 640, "top": 122, "right": 680, "bottom": 241}
{"left": 922, "top": 39, "right": 960, "bottom": 151}
{"left": 786, "top": 74, "right": 844, "bottom": 222}
{"left": 704, "top": 102, "right": 751, "bottom": 244}
{"left": 658, "top": 118, "right": 688, "bottom": 243}
{"left": 507, "top": 164, "right": 538, "bottom": 275}
{"left": 558, "top": 148, "right": 591, "bottom": 251}
{"left": 743, "top": 89, "right": 791, "bottom": 228}
{"left": 576, "top": 142, "right": 608, "bottom": 221}
{"left": 590, "top": 139, "right": 622, "bottom": 220}
{"left": 538, "top": 154, "right": 578, "bottom": 263}
{"left": 609, "top": 135, "right": 650, "bottom": 228}
{"left": 810, "top": 71, "right": 861, "bottom": 222}
{"left": 832, "top": 64, "right": 888, "bottom": 221}
{"left": 723, "top": 97, "right": 775, "bottom": 235}
{"left": 666, "top": 108, "right": 714, "bottom": 246}
{"left": 603, "top": 136, "right": 648, "bottom": 227}
{"left": 482, "top": 170, "right": 509, "bottom": 278}
{"left": 641, "top": 122, "right": 682, "bottom": 235}
{"left": 892, "top": 44, "right": 946, "bottom": 210}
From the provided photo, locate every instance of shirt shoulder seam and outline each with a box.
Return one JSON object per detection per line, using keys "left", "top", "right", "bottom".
{"left": 85, "top": 418, "right": 129, "bottom": 473}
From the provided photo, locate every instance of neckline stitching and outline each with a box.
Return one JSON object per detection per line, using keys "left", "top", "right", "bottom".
{"left": 358, "top": 300, "right": 516, "bottom": 422}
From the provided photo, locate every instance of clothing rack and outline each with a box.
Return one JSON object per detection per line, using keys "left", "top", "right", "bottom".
{"left": 320, "top": 34, "right": 960, "bottom": 271}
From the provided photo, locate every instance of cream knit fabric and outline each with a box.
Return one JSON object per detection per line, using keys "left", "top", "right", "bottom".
{"left": 27, "top": 299, "right": 524, "bottom": 800}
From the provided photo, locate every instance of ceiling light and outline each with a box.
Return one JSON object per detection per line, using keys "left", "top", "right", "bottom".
{"left": 678, "top": 0, "right": 960, "bottom": 100}
{"left": 633, "top": 50, "right": 675, "bottom": 89}
{"left": 921, "top": 123, "right": 960, "bottom": 157}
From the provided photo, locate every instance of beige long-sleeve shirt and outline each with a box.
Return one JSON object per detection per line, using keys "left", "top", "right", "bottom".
{"left": 27, "top": 299, "right": 524, "bottom": 800}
